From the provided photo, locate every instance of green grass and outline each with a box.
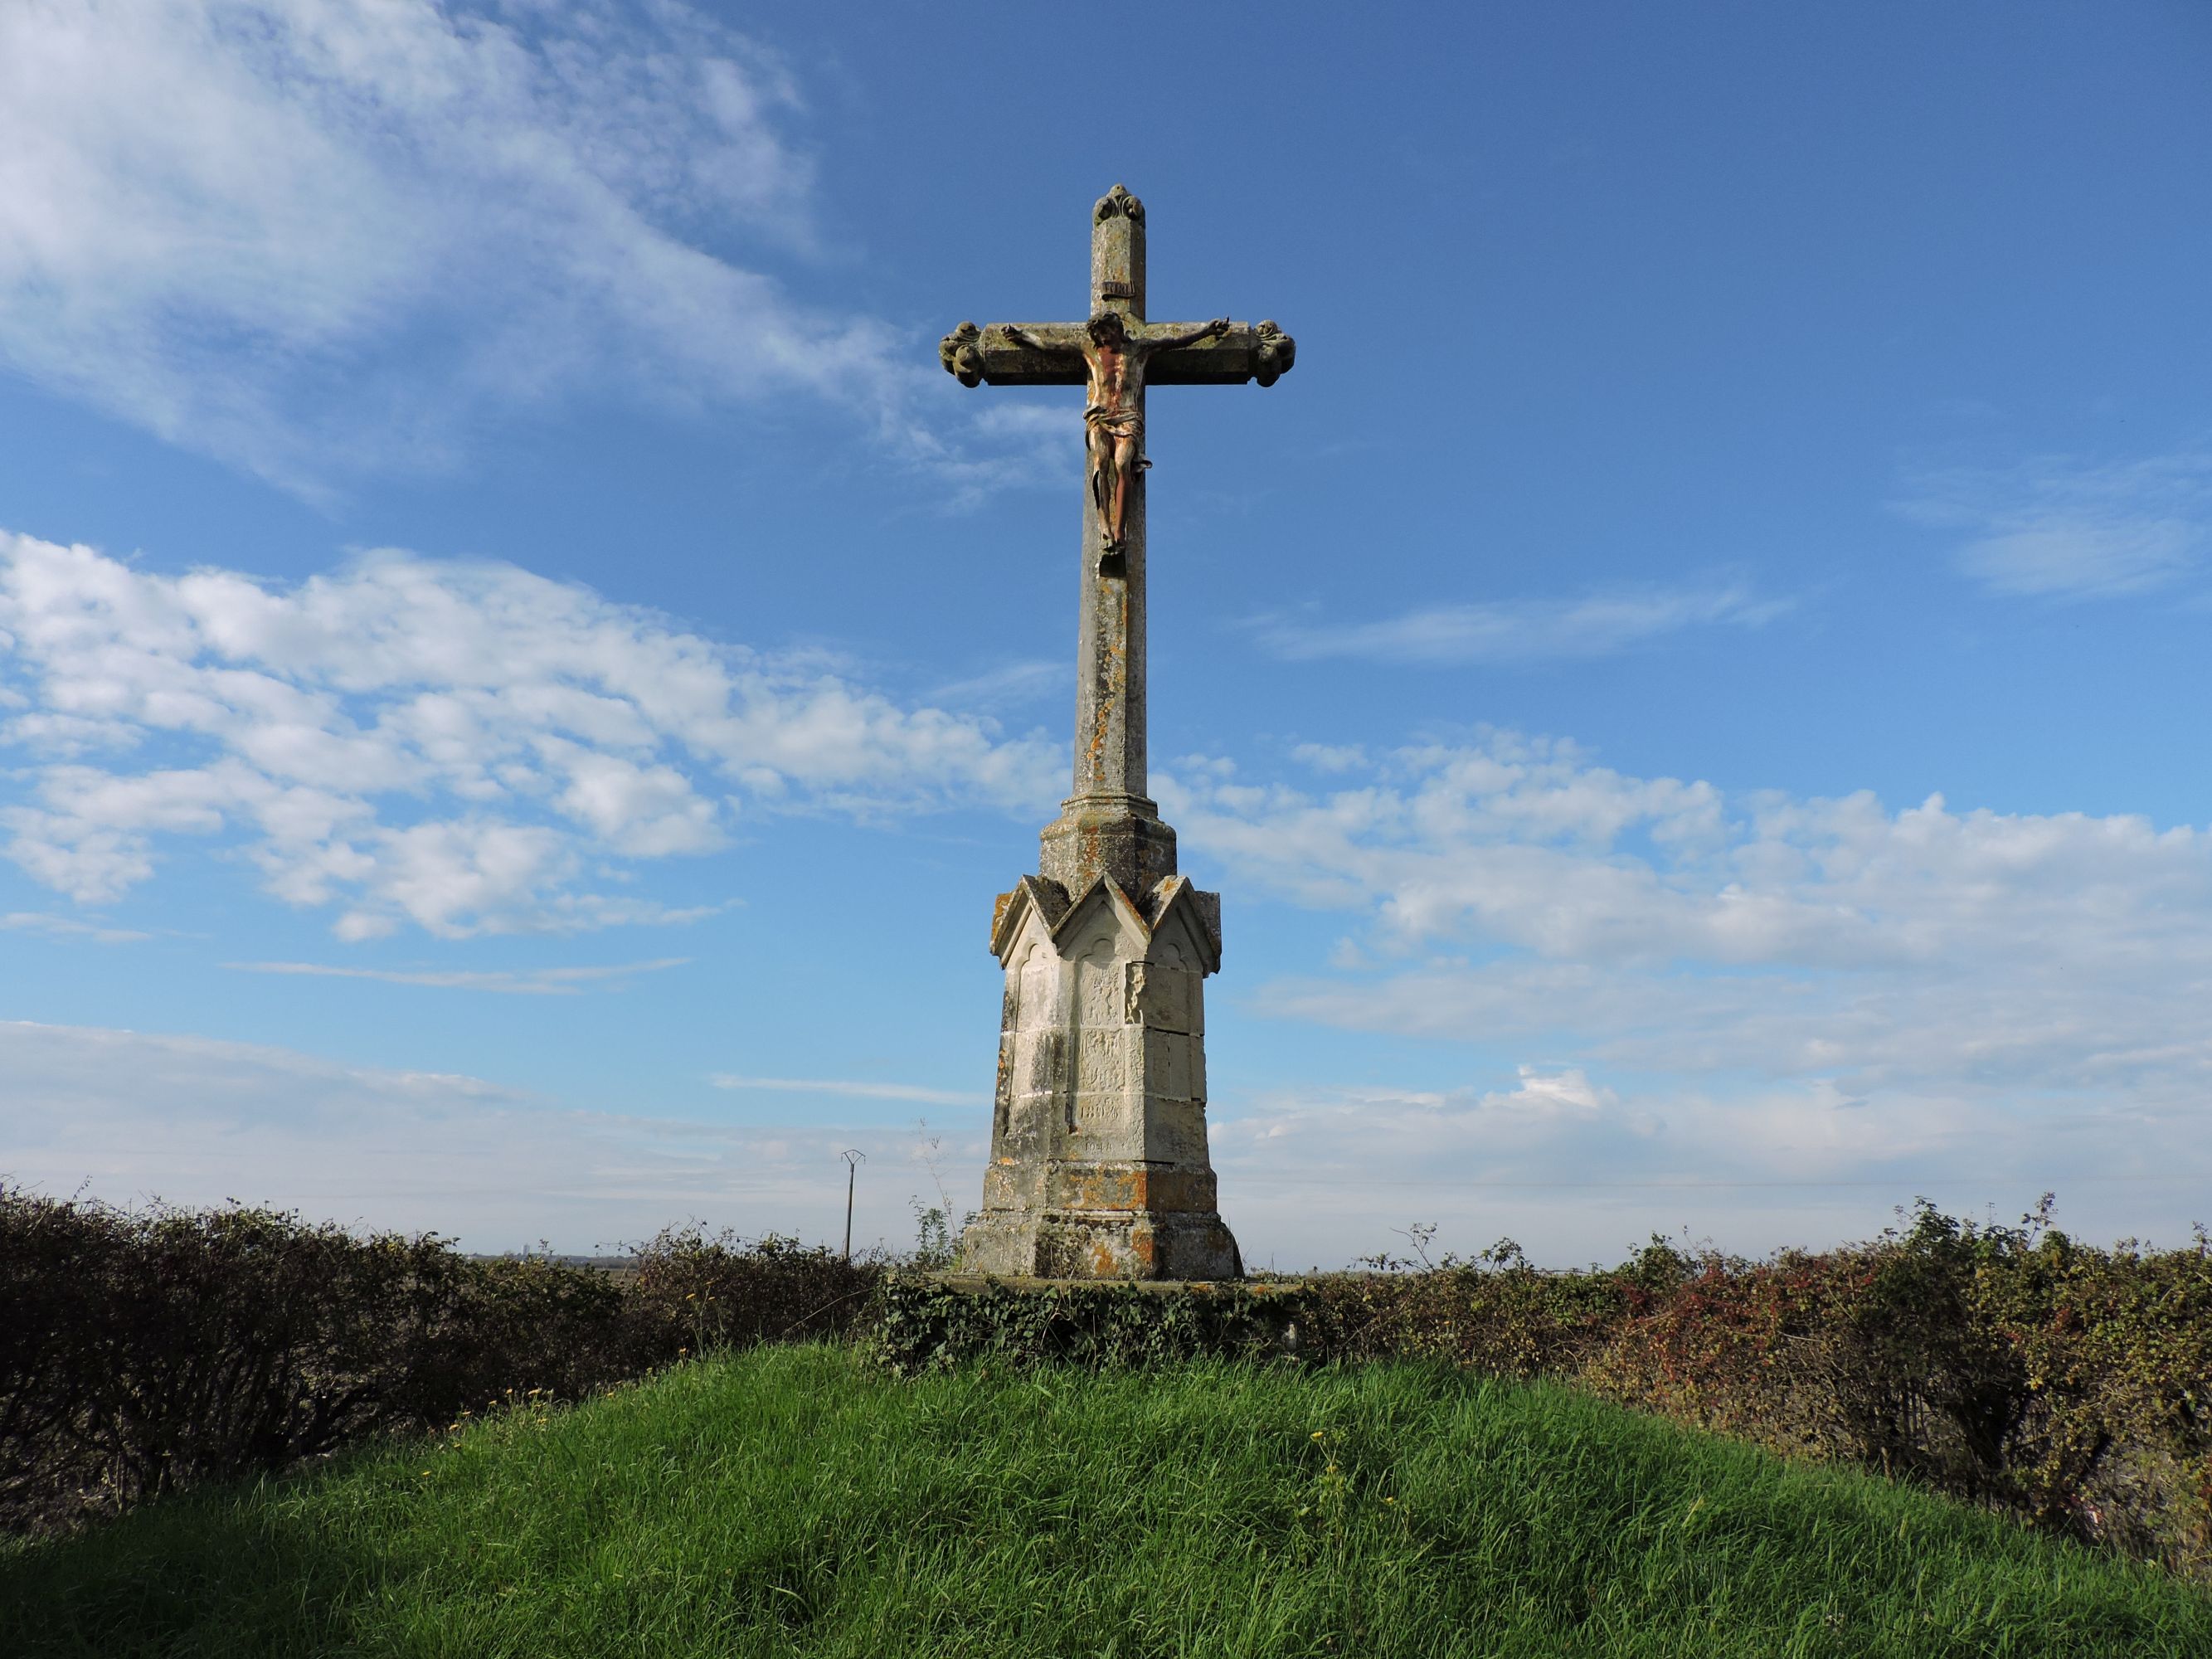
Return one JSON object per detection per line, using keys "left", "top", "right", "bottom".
{"left": 5, "top": 1346, "right": 2207, "bottom": 1657}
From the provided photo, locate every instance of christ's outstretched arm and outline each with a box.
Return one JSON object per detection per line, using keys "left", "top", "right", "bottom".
{"left": 1145, "top": 318, "right": 1232, "bottom": 352}
{"left": 999, "top": 324, "right": 1048, "bottom": 352}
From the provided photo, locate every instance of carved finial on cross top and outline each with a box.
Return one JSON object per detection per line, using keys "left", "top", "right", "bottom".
{"left": 1094, "top": 182, "right": 1145, "bottom": 225}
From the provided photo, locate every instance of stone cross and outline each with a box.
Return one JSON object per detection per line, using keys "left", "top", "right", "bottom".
{"left": 939, "top": 184, "right": 1296, "bottom": 1280}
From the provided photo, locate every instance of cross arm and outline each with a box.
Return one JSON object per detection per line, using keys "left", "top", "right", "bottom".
{"left": 1140, "top": 319, "right": 1297, "bottom": 387}
{"left": 939, "top": 321, "right": 1089, "bottom": 387}
{"left": 937, "top": 318, "right": 1298, "bottom": 389}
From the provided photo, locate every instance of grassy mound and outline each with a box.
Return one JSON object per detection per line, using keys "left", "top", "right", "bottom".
{"left": 5, "top": 1345, "right": 2206, "bottom": 1657}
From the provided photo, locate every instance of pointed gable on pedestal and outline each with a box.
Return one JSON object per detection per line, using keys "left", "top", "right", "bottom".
{"left": 992, "top": 871, "right": 1221, "bottom": 975}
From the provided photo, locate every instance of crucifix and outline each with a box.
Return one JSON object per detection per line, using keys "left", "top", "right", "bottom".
{"left": 940, "top": 184, "right": 1296, "bottom": 1281}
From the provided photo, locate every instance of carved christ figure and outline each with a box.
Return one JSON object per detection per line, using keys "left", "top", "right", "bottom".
{"left": 1001, "top": 313, "right": 1230, "bottom": 559}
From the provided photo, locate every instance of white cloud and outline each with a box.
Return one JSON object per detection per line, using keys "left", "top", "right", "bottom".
{"left": 1164, "top": 732, "right": 2212, "bottom": 1258}
{"left": 1253, "top": 581, "right": 1789, "bottom": 665}
{"left": 0, "top": 0, "right": 1026, "bottom": 493}
{"left": 1901, "top": 449, "right": 2212, "bottom": 599}
{"left": 1291, "top": 743, "right": 1369, "bottom": 775}
{"left": 1482, "top": 1065, "right": 1617, "bottom": 1116}
{"left": 223, "top": 956, "right": 693, "bottom": 995}
{"left": 707, "top": 1075, "right": 982, "bottom": 1107}
{"left": 0, "top": 531, "right": 1059, "bottom": 935}
{"left": 1206, "top": 1068, "right": 2208, "bottom": 1270}
{"left": 1166, "top": 733, "right": 2202, "bottom": 976}
{"left": 8, "top": 1010, "right": 2183, "bottom": 1272}
{"left": 0, "top": 1019, "right": 925, "bottom": 1253}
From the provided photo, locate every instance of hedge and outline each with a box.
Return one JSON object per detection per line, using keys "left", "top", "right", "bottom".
{"left": 0, "top": 1189, "right": 874, "bottom": 1535}
{"left": 9, "top": 1186, "right": 2210, "bottom": 1586}
{"left": 871, "top": 1203, "right": 2212, "bottom": 1584}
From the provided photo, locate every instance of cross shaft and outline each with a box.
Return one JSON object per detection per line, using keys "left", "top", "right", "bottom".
{"left": 939, "top": 183, "right": 1295, "bottom": 898}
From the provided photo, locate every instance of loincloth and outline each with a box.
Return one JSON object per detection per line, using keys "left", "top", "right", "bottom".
{"left": 1084, "top": 403, "right": 1143, "bottom": 444}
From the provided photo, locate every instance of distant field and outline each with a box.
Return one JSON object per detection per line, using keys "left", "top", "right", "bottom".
{"left": 5, "top": 1345, "right": 2206, "bottom": 1658}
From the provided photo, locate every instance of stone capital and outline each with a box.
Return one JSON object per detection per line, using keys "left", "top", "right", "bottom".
{"left": 1038, "top": 795, "right": 1176, "bottom": 902}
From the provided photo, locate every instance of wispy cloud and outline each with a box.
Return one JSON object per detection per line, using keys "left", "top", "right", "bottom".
{"left": 0, "top": 0, "right": 1037, "bottom": 495}
{"left": 930, "top": 660, "right": 1062, "bottom": 711}
{"left": 1206, "top": 1068, "right": 2208, "bottom": 1270}
{"left": 1, "top": 911, "right": 151, "bottom": 943}
{"left": 0, "top": 1019, "right": 931, "bottom": 1253}
{"left": 0, "top": 530, "right": 1059, "bottom": 937}
{"left": 1899, "top": 448, "right": 2212, "bottom": 600}
{"left": 224, "top": 957, "right": 693, "bottom": 995}
{"left": 1252, "top": 581, "right": 1790, "bottom": 665}
{"left": 708, "top": 1074, "right": 981, "bottom": 1106}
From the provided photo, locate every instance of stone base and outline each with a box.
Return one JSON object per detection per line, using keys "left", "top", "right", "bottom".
{"left": 960, "top": 1201, "right": 1242, "bottom": 1282}
{"left": 972, "top": 862, "right": 1238, "bottom": 1283}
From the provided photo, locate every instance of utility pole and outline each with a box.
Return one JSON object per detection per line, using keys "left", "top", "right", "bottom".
{"left": 840, "top": 1149, "right": 866, "bottom": 1262}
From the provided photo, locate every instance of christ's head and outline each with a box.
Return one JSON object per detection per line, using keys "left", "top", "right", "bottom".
{"left": 1087, "top": 312, "right": 1129, "bottom": 348}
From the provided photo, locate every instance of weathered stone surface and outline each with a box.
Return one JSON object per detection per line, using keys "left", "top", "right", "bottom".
{"left": 947, "top": 185, "right": 1292, "bottom": 1282}
{"left": 1038, "top": 794, "right": 1176, "bottom": 899}
{"left": 1091, "top": 183, "right": 1145, "bottom": 320}
{"left": 939, "top": 320, "right": 1296, "bottom": 388}
{"left": 961, "top": 873, "right": 1238, "bottom": 1282}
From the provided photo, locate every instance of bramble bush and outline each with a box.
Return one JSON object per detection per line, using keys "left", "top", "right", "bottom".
{"left": 627, "top": 1223, "right": 880, "bottom": 1355}
{"left": 0, "top": 1189, "right": 878, "bottom": 1536}
{"left": 1563, "top": 1200, "right": 2212, "bottom": 1579}
{"left": 1308, "top": 1202, "right": 2212, "bottom": 1581}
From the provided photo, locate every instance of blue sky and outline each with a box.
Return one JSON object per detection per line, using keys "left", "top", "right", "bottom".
{"left": 4, "top": 0, "right": 2210, "bottom": 1267}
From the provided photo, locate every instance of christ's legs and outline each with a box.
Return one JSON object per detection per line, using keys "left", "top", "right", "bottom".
{"left": 1088, "top": 429, "right": 1114, "bottom": 541}
{"left": 1108, "top": 434, "right": 1139, "bottom": 549}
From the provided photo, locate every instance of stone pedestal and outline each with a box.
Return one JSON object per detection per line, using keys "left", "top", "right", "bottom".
{"left": 959, "top": 868, "right": 1242, "bottom": 1281}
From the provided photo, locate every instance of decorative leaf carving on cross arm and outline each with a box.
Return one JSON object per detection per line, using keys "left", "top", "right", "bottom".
{"left": 1254, "top": 320, "right": 1296, "bottom": 387}
{"left": 939, "top": 320, "right": 984, "bottom": 387}
{"left": 1094, "top": 183, "right": 1145, "bottom": 225}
